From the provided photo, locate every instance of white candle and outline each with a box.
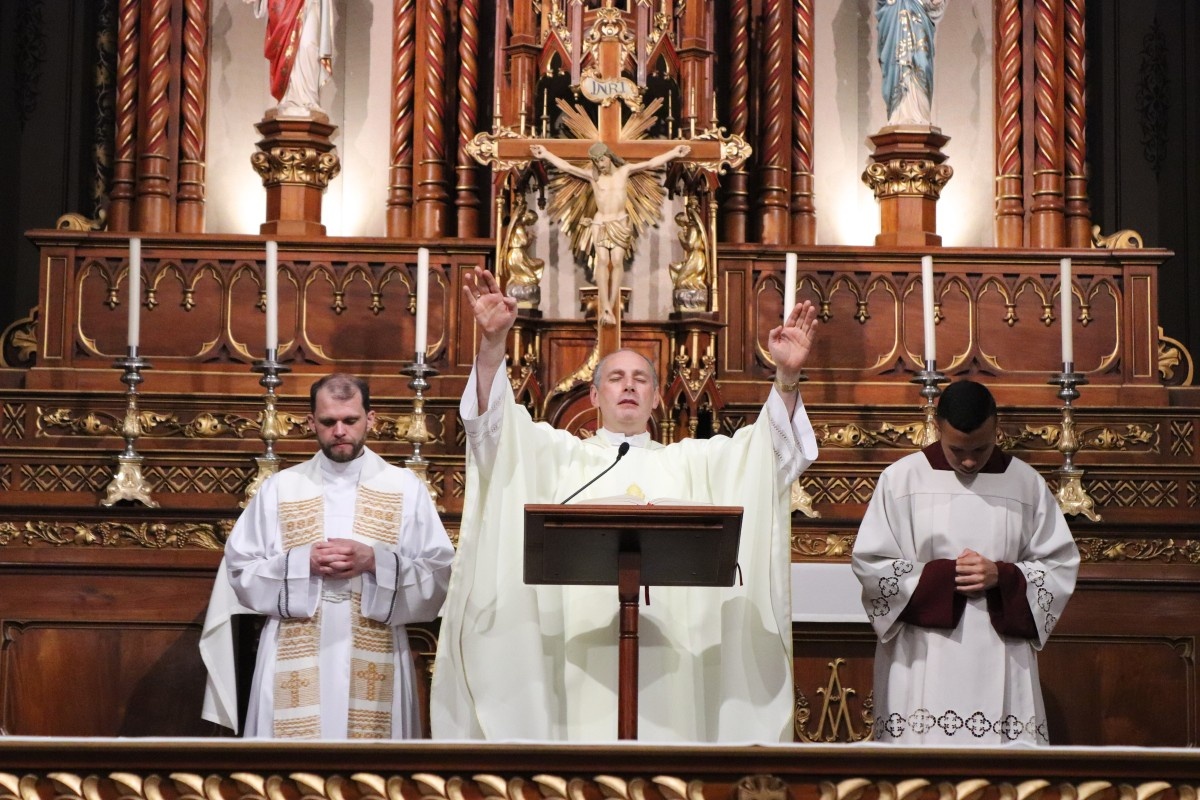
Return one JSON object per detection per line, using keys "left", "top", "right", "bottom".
{"left": 128, "top": 238, "right": 141, "bottom": 353}
{"left": 415, "top": 247, "right": 430, "bottom": 356}
{"left": 921, "top": 255, "right": 936, "bottom": 364}
{"left": 265, "top": 241, "right": 278, "bottom": 353}
{"left": 783, "top": 253, "right": 797, "bottom": 321}
{"left": 1060, "top": 257, "right": 1074, "bottom": 366}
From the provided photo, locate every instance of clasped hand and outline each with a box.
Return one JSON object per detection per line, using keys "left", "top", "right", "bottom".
{"left": 310, "top": 538, "right": 375, "bottom": 579}
{"left": 954, "top": 548, "right": 998, "bottom": 595}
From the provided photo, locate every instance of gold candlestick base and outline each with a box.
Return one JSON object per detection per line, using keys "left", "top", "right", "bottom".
{"left": 100, "top": 352, "right": 158, "bottom": 508}
{"left": 101, "top": 454, "right": 158, "bottom": 508}
{"left": 401, "top": 354, "right": 443, "bottom": 511}
{"left": 910, "top": 361, "right": 948, "bottom": 448}
{"left": 243, "top": 351, "right": 291, "bottom": 507}
{"left": 1056, "top": 467, "right": 1100, "bottom": 522}
{"left": 790, "top": 479, "right": 821, "bottom": 519}
{"left": 1050, "top": 367, "right": 1101, "bottom": 520}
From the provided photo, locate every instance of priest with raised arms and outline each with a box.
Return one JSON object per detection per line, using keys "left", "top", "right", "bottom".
{"left": 431, "top": 266, "right": 820, "bottom": 742}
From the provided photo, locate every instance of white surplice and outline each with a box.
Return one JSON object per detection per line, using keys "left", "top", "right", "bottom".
{"left": 851, "top": 446, "right": 1079, "bottom": 745}
{"left": 430, "top": 364, "right": 818, "bottom": 742}
{"left": 209, "top": 447, "right": 453, "bottom": 738}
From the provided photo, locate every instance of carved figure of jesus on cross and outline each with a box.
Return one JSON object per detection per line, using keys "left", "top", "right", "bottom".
{"left": 468, "top": 3, "right": 750, "bottom": 350}
{"left": 531, "top": 140, "right": 690, "bottom": 327}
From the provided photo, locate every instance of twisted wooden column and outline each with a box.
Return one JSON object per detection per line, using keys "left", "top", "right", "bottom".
{"left": 790, "top": 0, "right": 816, "bottom": 245}
{"left": 719, "top": 0, "right": 751, "bottom": 243}
{"left": 756, "top": 0, "right": 791, "bottom": 245}
{"left": 108, "top": 0, "right": 140, "bottom": 232}
{"left": 415, "top": 0, "right": 451, "bottom": 237}
{"left": 455, "top": 0, "right": 482, "bottom": 237}
{"left": 994, "top": 0, "right": 1023, "bottom": 247}
{"left": 1063, "top": 0, "right": 1091, "bottom": 247}
{"left": 134, "top": 0, "right": 175, "bottom": 232}
{"left": 387, "top": 0, "right": 417, "bottom": 237}
{"left": 177, "top": 0, "right": 208, "bottom": 233}
{"left": 1029, "top": 0, "right": 1065, "bottom": 247}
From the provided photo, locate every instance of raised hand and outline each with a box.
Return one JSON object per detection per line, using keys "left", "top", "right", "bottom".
{"left": 463, "top": 266, "right": 517, "bottom": 346}
{"left": 768, "top": 300, "right": 819, "bottom": 382}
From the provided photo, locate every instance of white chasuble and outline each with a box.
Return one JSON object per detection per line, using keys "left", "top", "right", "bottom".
{"left": 852, "top": 445, "right": 1079, "bottom": 745}
{"left": 214, "top": 447, "right": 453, "bottom": 738}
{"left": 431, "top": 364, "right": 818, "bottom": 742}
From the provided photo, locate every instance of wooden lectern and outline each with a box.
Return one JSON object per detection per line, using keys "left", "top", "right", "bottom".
{"left": 523, "top": 503, "right": 743, "bottom": 740}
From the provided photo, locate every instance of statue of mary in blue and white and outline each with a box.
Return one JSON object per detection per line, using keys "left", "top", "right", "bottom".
{"left": 876, "top": 0, "right": 947, "bottom": 127}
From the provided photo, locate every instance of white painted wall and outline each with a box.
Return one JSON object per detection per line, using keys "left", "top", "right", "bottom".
{"left": 814, "top": 0, "right": 995, "bottom": 247}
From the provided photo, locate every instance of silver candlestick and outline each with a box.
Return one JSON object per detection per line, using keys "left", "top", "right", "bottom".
{"left": 401, "top": 351, "right": 443, "bottom": 510}
{"left": 101, "top": 349, "right": 158, "bottom": 507}
{"left": 911, "top": 359, "right": 949, "bottom": 447}
{"left": 243, "top": 349, "right": 292, "bottom": 507}
{"left": 1050, "top": 364, "right": 1100, "bottom": 521}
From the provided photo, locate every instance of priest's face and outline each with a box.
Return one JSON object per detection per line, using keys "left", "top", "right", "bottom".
{"left": 590, "top": 350, "right": 661, "bottom": 435}
{"left": 309, "top": 388, "right": 376, "bottom": 463}
{"left": 937, "top": 416, "right": 998, "bottom": 476}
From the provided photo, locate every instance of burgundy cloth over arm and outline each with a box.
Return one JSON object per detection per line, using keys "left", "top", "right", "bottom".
{"left": 898, "top": 559, "right": 966, "bottom": 629}
{"left": 985, "top": 561, "right": 1039, "bottom": 638}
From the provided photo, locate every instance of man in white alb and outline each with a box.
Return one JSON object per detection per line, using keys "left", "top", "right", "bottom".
{"left": 204, "top": 374, "right": 453, "bottom": 738}
{"left": 430, "top": 266, "right": 820, "bottom": 742}
{"left": 852, "top": 379, "right": 1078, "bottom": 745}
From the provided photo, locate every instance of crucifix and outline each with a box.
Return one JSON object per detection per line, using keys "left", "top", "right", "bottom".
{"left": 468, "top": 2, "right": 750, "bottom": 358}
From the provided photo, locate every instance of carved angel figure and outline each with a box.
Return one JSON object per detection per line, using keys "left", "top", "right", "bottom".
{"left": 501, "top": 196, "right": 545, "bottom": 308}
{"left": 668, "top": 197, "right": 710, "bottom": 311}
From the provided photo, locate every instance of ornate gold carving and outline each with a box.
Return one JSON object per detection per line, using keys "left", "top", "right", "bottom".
{"left": 796, "top": 659, "right": 873, "bottom": 743}
{"left": 0, "top": 308, "right": 38, "bottom": 368}
{"left": 999, "top": 423, "right": 1158, "bottom": 454}
{"left": 790, "top": 479, "right": 821, "bottom": 519}
{"left": 36, "top": 407, "right": 318, "bottom": 441}
{"left": 582, "top": 7, "right": 636, "bottom": 75}
{"left": 690, "top": 126, "right": 753, "bottom": 174}
{"left": 792, "top": 532, "right": 856, "bottom": 559}
{"left": 1159, "top": 326, "right": 1194, "bottom": 386}
{"left": 1056, "top": 469, "right": 1100, "bottom": 522}
{"left": 1075, "top": 537, "right": 1200, "bottom": 564}
{"left": 466, "top": 127, "right": 529, "bottom": 172}
{"left": 55, "top": 210, "right": 107, "bottom": 230}
{"left": 251, "top": 146, "right": 341, "bottom": 189}
{"left": 1091, "top": 224, "right": 1143, "bottom": 249}
{"left": 862, "top": 159, "right": 954, "bottom": 199}
{"left": 816, "top": 421, "right": 927, "bottom": 449}
{"left": 0, "top": 520, "right": 228, "bottom": 549}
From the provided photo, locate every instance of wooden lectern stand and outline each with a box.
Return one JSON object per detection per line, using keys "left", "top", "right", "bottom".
{"left": 523, "top": 503, "right": 743, "bottom": 740}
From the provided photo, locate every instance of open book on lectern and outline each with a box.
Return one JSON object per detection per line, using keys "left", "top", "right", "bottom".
{"left": 572, "top": 493, "right": 712, "bottom": 507}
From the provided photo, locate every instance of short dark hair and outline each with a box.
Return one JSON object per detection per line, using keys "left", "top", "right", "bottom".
{"left": 310, "top": 373, "right": 371, "bottom": 412}
{"left": 593, "top": 349, "right": 658, "bottom": 387}
{"left": 936, "top": 379, "right": 996, "bottom": 434}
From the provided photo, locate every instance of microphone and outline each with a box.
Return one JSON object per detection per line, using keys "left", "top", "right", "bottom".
{"left": 560, "top": 441, "right": 630, "bottom": 504}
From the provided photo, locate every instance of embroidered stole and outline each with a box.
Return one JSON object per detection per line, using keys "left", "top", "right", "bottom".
{"left": 274, "top": 477, "right": 402, "bottom": 738}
